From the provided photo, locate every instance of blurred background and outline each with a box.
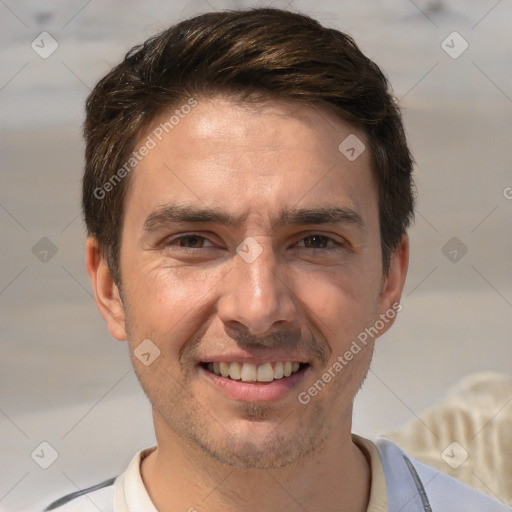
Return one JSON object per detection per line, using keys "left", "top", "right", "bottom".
{"left": 1, "top": 0, "right": 511, "bottom": 509}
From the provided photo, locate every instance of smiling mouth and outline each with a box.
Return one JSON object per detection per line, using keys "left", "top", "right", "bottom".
{"left": 201, "top": 361, "right": 309, "bottom": 383}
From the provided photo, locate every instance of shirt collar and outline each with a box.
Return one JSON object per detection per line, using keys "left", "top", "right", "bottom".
{"left": 113, "top": 437, "right": 386, "bottom": 512}
{"left": 114, "top": 447, "right": 158, "bottom": 512}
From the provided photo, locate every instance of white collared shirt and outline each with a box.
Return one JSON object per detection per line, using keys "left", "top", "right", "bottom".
{"left": 113, "top": 448, "right": 158, "bottom": 512}
{"left": 42, "top": 438, "right": 509, "bottom": 511}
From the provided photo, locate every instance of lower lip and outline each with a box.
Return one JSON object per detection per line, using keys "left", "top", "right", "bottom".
{"left": 199, "top": 365, "right": 310, "bottom": 402}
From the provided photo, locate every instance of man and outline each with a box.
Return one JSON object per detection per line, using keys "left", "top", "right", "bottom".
{"left": 45, "top": 7, "right": 509, "bottom": 512}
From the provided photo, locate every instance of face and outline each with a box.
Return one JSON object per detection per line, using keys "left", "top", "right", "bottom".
{"left": 88, "top": 96, "right": 408, "bottom": 469}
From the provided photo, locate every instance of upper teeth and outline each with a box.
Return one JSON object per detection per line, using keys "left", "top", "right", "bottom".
{"left": 207, "top": 361, "right": 301, "bottom": 382}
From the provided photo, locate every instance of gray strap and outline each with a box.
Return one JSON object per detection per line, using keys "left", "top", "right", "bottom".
{"left": 43, "top": 477, "right": 116, "bottom": 510}
{"left": 376, "top": 438, "right": 434, "bottom": 512}
{"left": 403, "top": 455, "right": 433, "bottom": 512}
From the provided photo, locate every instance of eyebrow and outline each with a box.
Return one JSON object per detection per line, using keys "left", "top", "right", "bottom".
{"left": 277, "top": 205, "right": 365, "bottom": 232}
{"left": 143, "top": 203, "right": 366, "bottom": 233}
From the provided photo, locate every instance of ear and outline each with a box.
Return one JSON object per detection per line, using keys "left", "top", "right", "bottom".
{"left": 85, "top": 237, "right": 127, "bottom": 341}
{"left": 376, "top": 234, "right": 409, "bottom": 337}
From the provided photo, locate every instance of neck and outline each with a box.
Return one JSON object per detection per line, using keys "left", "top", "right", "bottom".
{"left": 141, "top": 412, "right": 371, "bottom": 512}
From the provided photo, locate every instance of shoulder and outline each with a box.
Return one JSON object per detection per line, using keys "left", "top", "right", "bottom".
{"left": 40, "top": 448, "right": 154, "bottom": 512}
{"left": 375, "top": 438, "right": 511, "bottom": 511}
{"left": 42, "top": 477, "right": 116, "bottom": 511}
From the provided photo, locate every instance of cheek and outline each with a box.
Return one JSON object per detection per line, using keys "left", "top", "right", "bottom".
{"left": 123, "top": 263, "right": 225, "bottom": 347}
{"left": 297, "top": 265, "right": 379, "bottom": 339}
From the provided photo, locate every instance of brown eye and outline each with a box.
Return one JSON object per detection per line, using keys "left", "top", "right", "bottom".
{"left": 176, "top": 235, "right": 206, "bottom": 248}
{"left": 302, "top": 235, "right": 332, "bottom": 249}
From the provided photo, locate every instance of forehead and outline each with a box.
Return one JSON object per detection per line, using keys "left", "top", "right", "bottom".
{"left": 125, "top": 96, "right": 377, "bottom": 228}
{"left": 143, "top": 96, "right": 363, "bottom": 165}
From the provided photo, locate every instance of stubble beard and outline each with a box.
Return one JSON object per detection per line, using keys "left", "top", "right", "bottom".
{"left": 152, "top": 391, "right": 334, "bottom": 470}
{"left": 122, "top": 293, "right": 375, "bottom": 471}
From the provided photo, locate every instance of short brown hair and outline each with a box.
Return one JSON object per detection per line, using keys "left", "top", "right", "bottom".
{"left": 82, "top": 7, "right": 415, "bottom": 284}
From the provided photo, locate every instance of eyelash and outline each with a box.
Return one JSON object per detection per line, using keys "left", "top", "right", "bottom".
{"left": 163, "top": 233, "right": 344, "bottom": 252}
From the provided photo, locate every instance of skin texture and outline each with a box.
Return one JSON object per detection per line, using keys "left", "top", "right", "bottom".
{"left": 86, "top": 96, "right": 409, "bottom": 512}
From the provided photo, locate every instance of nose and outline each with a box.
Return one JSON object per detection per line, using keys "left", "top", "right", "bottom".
{"left": 217, "top": 238, "right": 297, "bottom": 337}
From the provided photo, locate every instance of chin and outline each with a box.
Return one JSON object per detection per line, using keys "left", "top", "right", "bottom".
{"left": 191, "top": 404, "right": 331, "bottom": 470}
{"left": 204, "top": 437, "right": 311, "bottom": 470}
